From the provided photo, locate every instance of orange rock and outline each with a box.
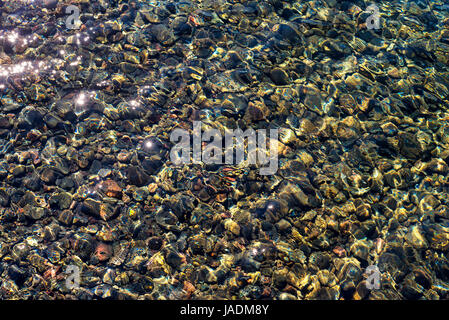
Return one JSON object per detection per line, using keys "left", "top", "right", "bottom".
{"left": 117, "top": 151, "right": 130, "bottom": 162}
{"left": 100, "top": 179, "right": 122, "bottom": 198}
{"left": 95, "top": 243, "right": 112, "bottom": 262}
{"left": 148, "top": 183, "right": 158, "bottom": 193}
{"left": 183, "top": 281, "right": 196, "bottom": 298}
{"left": 333, "top": 246, "right": 346, "bottom": 258}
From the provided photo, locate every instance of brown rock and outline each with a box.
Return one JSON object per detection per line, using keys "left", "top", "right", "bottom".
{"left": 95, "top": 243, "right": 112, "bottom": 262}
{"left": 100, "top": 179, "right": 122, "bottom": 198}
